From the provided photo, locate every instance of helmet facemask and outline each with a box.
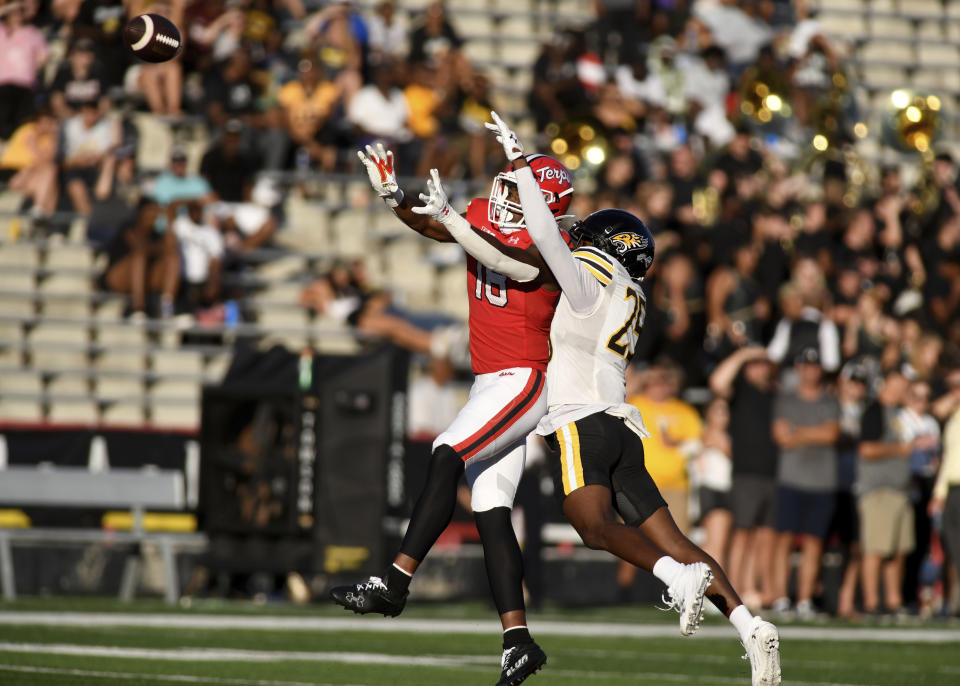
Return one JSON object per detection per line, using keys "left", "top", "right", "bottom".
{"left": 488, "top": 170, "right": 567, "bottom": 234}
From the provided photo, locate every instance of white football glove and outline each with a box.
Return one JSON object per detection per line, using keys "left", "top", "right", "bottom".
{"left": 484, "top": 110, "right": 524, "bottom": 162}
{"left": 411, "top": 168, "right": 455, "bottom": 223}
{"left": 357, "top": 143, "right": 403, "bottom": 207}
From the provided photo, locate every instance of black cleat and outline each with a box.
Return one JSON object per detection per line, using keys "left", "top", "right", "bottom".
{"left": 329, "top": 576, "right": 407, "bottom": 617}
{"left": 496, "top": 642, "right": 547, "bottom": 686}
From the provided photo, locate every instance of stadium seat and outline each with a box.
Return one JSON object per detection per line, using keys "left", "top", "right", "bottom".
{"left": 204, "top": 353, "right": 232, "bottom": 381}
{"left": 41, "top": 295, "right": 92, "bottom": 318}
{"left": 917, "top": 19, "right": 946, "bottom": 40}
{"left": 436, "top": 265, "right": 469, "bottom": 320}
{"left": 463, "top": 40, "right": 496, "bottom": 63}
{"left": 30, "top": 322, "right": 89, "bottom": 346}
{"left": 907, "top": 0, "right": 944, "bottom": 17}
{"left": 47, "top": 374, "right": 90, "bottom": 396}
{"left": 498, "top": 16, "right": 536, "bottom": 39}
{"left": 0, "top": 371, "right": 42, "bottom": 394}
{"left": 918, "top": 43, "right": 959, "bottom": 66}
{"left": 150, "top": 402, "right": 200, "bottom": 429}
{"left": 45, "top": 244, "right": 94, "bottom": 270}
{"left": 94, "top": 297, "right": 126, "bottom": 320}
{"left": 500, "top": 41, "right": 541, "bottom": 67}
{"left": 150, "top": 379, "right": 200, "bottom": 401}
{"left": 97, "top": 323, "right": 148, "bottom": 348}
{"left": 869, "top": 16, "right": 912, "bottom": 38}
{"left": 0, "top": 242, "right": 39, "bottom": 268}
{"left": 94, "top": 350, "right": 146, "bottom": 373}
{"left": 457, "top": 13, "right": 495, "bottom": 37}
{"left": 817, "top": 13, "right": 867, "bottom": 36}
{"left": 0, "top": 321, "right": 22, "bottom": 348}
{"left": 259, "top": 282, "right": 304, "bottom": 304}
{"left": 0, "top": 292, "right": 33, "bottom": 317}
{"left": 254, "top": 255, "right": 307, "bottom": 281}
{"left": 331, "top": 209, "right": 374, "bottom": 257}
{"left": 48, "top": 399, "right": 99, "bottom": 425}
{"left": 95, "top": 375, "right": 145, "bottom": 399}
{"left": 133, "top": 113, "right": 174, "bottom": 171}
{"left": 860, "top": 39, "right": 913, "bottom": 63}
{"left": 151, "top": 349, "right": 204, "bottom": 376}
{"left": 0, "top": 399, "right": 43, "bottom": 422}
{"left": 101, "top": 402, "right": 147, "bottom": 426}
{"left": 256, "top": 307, "right": 310, "bottom": 330}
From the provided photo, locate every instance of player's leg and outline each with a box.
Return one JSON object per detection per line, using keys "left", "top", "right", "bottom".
{"left": 468, "top": 443, "right": 547, "bottom": 686}
{"left": 548, "top": 415, "right": 712, "bottom": 636}
{"left": 330, "top": 369, "right": 545, "bottom": 624}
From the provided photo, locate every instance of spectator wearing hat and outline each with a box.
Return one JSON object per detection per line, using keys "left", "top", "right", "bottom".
{"left": 767, "top": 275, "right": 841, "bottom": 373}
{"left": 151, "top": 147, "right": 216, "bottom": 212}
{"left": 60, "top": 96, "right": 120, "bottom": 216}
{"left": 858, "top": 368, "right": 917, "bottom": 616}
{"left": 200, "top": 120, "right": 260, "bottom": 204}
{"left": 770, "top": 346, "right": 840, "bottom": 618}
{"left": 49, "top": 37, "right": 109, "bottom": 120}
{"left": 710, "top": 345, "right": 779, "bottom": 609}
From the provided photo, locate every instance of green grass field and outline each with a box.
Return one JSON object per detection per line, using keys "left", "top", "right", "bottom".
{"left": 0, "top": 598, "right": 958, "bottom": 685}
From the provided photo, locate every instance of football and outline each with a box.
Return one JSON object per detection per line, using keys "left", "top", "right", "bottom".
{"left": 123, "top": 13, "right": 182, "bottom": 63}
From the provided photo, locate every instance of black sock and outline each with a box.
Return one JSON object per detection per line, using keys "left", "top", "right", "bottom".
{"left": 398, "top": 445, "right": 464, "bottom": 562}
{"left": 503, "top": 626, "right": 533, "bottom": 650}
{"left": 385, "top": 564, "right": 412, "bottom": 597}
{"left": 475, "top": 507, "right": 526, "bottom": 615}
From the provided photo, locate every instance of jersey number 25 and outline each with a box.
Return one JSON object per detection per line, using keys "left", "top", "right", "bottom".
{"left": 607, "top": 287, "right": 645, "bottom": 360}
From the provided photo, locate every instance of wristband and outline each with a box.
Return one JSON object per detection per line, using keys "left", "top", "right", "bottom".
{"left": 382, "top": 189, "right": 403, "bottom": 209}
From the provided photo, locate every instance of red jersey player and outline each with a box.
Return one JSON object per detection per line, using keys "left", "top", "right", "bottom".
{"left": 331, "top": 145, "right": 573, "bottom": 686}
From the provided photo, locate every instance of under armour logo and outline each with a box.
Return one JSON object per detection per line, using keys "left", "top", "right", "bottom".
{"left": 345, "top": 593, "right": 365, "bottom": 607}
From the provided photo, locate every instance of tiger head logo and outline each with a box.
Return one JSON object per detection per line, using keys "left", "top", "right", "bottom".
{"left": 610, "top": 232, "right": 648, "bottom": 251}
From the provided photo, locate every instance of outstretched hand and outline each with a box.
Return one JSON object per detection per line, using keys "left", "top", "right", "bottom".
{"left": 411, "top": 169, "right": 454, "bottom": 222}
{"left": 358, "top": 143, "right": 402, "bottom": 206}
{"left": 484, "top": 110, "right": 524, "bottom": 162}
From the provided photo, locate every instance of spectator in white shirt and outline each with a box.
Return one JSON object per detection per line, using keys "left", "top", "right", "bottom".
{"left": 168, "top": 199, "right": 224, "bottom": 307}
{"left": 60, "top": 98, "right": 119, "bottom": 215}
{"left": 347, "top": 58, "right": 411, "bottom": 144}
{"left": 366, "top": 1, "right": 407, "bottom": 60}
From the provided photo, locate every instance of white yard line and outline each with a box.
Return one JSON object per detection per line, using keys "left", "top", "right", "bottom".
{"left": 0, "top": 612, "right": 956, "bottom": 643}
{"left": 0, "top": 664, "right": 358, "bottom": 686}
{"left": 0, "top": 646, "right": 883, "bottom": 686}
{"left": 0, "top": 641, "right": 493, "bottom": 668}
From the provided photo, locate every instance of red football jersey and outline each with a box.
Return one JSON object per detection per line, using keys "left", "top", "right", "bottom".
{"left": 464, "top": 198, "right": 564, "bottom": 374}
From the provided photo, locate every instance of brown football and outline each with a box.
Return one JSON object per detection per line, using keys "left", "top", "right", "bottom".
{"left": 123, "top": 13, "right": 182, "bottom": 63}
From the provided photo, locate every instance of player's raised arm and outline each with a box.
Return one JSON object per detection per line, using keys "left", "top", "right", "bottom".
{"left": 358, "top": 144, "right": 453, "bottom": 242}
{"left": 411, "top": 169, "right": 542, "bottom": 282}
{"left": 485, "top": 111, "right": 600, "bottom": 312}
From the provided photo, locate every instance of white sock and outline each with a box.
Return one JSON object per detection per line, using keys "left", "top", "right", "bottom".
{"left": 652, "top": 556, "right": 683, "bottom": 586}
{"left": 392, "top": 563, "right": 413, "bottom": 577}
{"left": 729, "top": 604, "right": 754, "bottom": 643}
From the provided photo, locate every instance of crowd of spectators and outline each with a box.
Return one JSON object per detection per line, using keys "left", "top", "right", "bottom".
{"left": 2, "top": 0, "right": 960, "bottom": 617}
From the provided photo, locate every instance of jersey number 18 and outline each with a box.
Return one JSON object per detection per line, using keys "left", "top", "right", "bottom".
{"left": 474, "top": 263, "right": 508, "bottom": 307}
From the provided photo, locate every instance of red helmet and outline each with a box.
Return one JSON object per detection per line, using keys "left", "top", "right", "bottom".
{"left": 488, "top": 153, "right": 574, "bottom": 231}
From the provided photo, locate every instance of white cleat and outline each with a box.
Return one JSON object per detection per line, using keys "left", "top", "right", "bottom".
{"left": 742, "top": 617, "right": 781, "bottom": 686}
{"left": 662, "top": 562, "right": 713, "bottom": 637}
